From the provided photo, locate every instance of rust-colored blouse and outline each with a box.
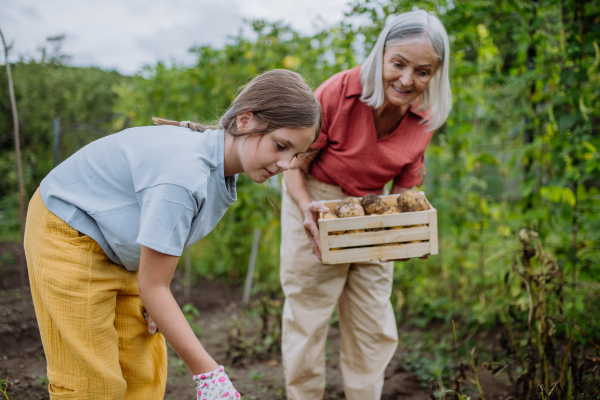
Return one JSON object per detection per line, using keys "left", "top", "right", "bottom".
{"left": 310, "top": 66, "right": 433, "bottom": 197}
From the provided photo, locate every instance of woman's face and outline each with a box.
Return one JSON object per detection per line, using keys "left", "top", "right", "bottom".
{"left": 236, "top": 116, "right": 316, "bottom": 184}
{"left": 381, "top": 39, "right": 440, "bottom": 108}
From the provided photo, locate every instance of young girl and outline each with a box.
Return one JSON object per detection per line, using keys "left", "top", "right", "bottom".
{"left": 24, "top": 69, "right": 321, "bottom": 400}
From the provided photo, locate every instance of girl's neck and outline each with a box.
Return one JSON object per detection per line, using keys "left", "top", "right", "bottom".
{"left": 223, "top": 133, "right": 243, "bottom": 177}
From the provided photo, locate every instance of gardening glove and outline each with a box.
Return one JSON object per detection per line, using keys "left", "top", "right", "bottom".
{"left": 143, "top": 311, "right": 158, "bottom": 335}
{"left": 193, "top": 366, "right": 240, "bottom": 400}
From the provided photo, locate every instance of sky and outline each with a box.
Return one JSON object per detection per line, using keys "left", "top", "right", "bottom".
{"left": 0, "top": 0, "right": 352, "bottom": 75}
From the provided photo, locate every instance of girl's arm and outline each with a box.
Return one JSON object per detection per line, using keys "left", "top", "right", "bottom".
{"left": 283, "top": 169, "right": 329, "bottom": 260}
{"left": 138, "top": 245, "right": 219, "bottom": 375}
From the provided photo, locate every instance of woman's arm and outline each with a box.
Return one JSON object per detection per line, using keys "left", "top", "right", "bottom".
{"left": 138, "top": 245, "right": 219, "bottom": 375}
{"left": 389, "top": 183, "right": 411, "bottom": 195}
{"left": 283, "top": 168, "right": 329, "bottom": 260}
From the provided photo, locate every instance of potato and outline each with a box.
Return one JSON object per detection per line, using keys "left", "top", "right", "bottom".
{"left": 336, "top": 202, "right": 365, "bottom": 218}
{"left": 383, "top": 205, "right": 401, "bottom": 214}
{"left": 397, "top": 190, "right": 429, "bottom": 212}
{"left": 361, "top": 194, "right": 388, "bottom": 215}
{"left": 345, "top": 229, "right": 366, "bottom": 234}
{"left": 335, "top": 197, "right": 361, "bottom": 216}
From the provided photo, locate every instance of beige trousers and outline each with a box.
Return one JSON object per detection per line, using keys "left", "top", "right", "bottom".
{"left": 280, "top": 176, "right": 398, "bottom": 400}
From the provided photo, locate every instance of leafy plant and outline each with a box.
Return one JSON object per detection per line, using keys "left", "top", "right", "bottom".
{"left": 0, "top": 376, "right": 11, "bottom": 400}
{"left": 182, "top": 303, "right": 203, "bottom": 337}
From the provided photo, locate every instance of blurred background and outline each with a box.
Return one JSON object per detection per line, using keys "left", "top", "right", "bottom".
{"left": 0, "top": 0, "right": 599, "bottom": 398}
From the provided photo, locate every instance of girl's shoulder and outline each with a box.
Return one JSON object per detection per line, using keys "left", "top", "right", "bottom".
{"left": 117, "top": 126, "right": 224, "bottom": 191}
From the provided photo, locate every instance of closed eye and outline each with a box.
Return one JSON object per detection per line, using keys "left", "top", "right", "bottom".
{"left": 275, "top": 142, "right": 285, "bottom": 151}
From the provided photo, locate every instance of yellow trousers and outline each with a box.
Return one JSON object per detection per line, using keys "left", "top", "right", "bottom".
{"left": 280, "top": 177, "right": 399, "bottom": 400}
{"left": 24, "top": 190, "right": 167, "bottom": 399}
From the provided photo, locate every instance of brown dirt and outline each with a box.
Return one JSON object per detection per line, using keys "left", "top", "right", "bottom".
{"left": 0, "top": 241, "right": 515, "bottom": 399}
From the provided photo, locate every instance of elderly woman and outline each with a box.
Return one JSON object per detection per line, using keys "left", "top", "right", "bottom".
{"left": 280, "top": 10, "right": 452, "bottom": 400}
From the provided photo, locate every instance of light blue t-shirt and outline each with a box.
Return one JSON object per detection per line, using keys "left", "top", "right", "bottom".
{"left": 40, "top": 125, "right": 237, "bottom": 271}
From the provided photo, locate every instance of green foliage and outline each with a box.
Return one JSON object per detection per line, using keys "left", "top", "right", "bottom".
{"left": 249, "top": 371, "right": 265, "bottom": 381}
{"left": 341, "top": 0, "right": 600, "bottom": 337}
{"left": 182, "top": 303, "right": 203, "bottom": 337}
{"left": 1, "top": 0, "right": 598, "bottom": 348}
{"left": 36, "top": 375, "right": 48, "bottom": 388}
{"left": 0, "top": 36, "right": 129, "bottom": 236}
{"left": 0, "top": 376, "right": 11, "bottom": 399}
{"left": 113, "top": 1, "right": 600, "bottom": 339}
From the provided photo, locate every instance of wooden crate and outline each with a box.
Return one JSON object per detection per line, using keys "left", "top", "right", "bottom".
{"left": 318, "top": 194, "right": 438, "bottom": 265}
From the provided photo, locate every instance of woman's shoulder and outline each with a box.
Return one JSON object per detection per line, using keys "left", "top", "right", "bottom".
{"left": 315, "top": 67, "right": 361, "bottom": 99}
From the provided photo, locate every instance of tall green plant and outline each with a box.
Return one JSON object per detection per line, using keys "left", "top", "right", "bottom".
{"left": 110, "top": 1, "right": 599, "bottom": 337}
{"left": 0, "top": 36, "right": 127, "bottom": 237}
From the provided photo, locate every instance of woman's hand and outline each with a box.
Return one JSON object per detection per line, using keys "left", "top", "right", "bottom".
{"left": 283, "top": 169, "right": 330, "bottom": 261}
{"left": 301, "top": 201, "right": 330, "bottom": 261}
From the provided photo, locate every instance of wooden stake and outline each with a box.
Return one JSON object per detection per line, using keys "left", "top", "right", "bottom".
{"left": 242, "top": 229, "right": 261, "bottom": 306}
{"left": 53, "top": 117, "right": 61, "bottom": 166}
{"left": 1, "top": 27, "right": 27, "bottom": 309}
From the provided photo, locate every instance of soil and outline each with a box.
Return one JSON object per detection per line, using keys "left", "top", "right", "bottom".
{"left": 0, "top": 241, "right": 514, "bottom": 399}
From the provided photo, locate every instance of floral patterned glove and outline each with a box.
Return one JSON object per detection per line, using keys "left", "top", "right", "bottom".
{"left": 193, "top": 366, "right": 240, "bottom": 400}
{"left": 143, "top": 311, "right": 158, "bottom": 335}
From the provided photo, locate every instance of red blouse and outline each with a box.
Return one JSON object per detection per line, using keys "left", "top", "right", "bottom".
{"left": 310, "top": 66, "right": 433, "bottom": 197}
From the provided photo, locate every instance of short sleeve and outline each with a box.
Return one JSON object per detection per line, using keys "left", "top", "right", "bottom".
{"left": 311, "top": 89, "right": 330, "bottom": 150}
{"left": 136, "top": 184, "right": 199, "bottom": 256}
{"left": 311, "top": 75, "right": 345, "bottom": 150}
{"left": 395, "top": 153, "right": 426, "bottom": 188}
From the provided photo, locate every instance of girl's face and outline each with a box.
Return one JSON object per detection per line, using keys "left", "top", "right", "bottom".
{"left": 236, "top": 114, "right": 316, "bottom": 184}
{"left": 381, "top": 39, "right": 439, "bottom": 108}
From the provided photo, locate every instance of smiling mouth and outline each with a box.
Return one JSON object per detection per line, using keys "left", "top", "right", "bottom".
{"left": 264, "top": 168, "right": 276, "bottom": 177}
{"left": 392, "top": 84, "right": 412, "bottom": 94}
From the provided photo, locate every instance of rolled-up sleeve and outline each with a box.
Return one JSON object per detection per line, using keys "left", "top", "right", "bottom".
{"left": 311, "top": 76, "right": 342, "bottom": 150}
{"left": 136, "top": 184, "right": 199, "bottom": 256}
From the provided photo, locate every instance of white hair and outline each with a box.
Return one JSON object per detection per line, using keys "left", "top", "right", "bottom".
{"left": 360, "top": 10, "right": 452, "bottom": 131}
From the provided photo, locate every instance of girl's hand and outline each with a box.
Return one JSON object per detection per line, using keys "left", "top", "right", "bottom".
{"left": 194, "top": 366, "right": 240, "bottom": 400}
{"left": 301, "top": 201, "right": 329, "bottom": 260}
{"left": 143, "top": 311, "right": 158, "bottom": 334}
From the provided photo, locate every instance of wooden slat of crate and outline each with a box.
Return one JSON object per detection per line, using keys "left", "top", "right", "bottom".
{"left": 326, "top": 242, "right": 430, "bottom": 264}
{"left": 327, "top": 226, "right": 429, "bottom": 248}
{"left": 428, "top": 209, "right": 438, "bottom": 255}
{"left": 318, "top": 211, "right": 430, "bottom": 232}
{"left": 318, "top": 218, "right": 332, "bottom": 264}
